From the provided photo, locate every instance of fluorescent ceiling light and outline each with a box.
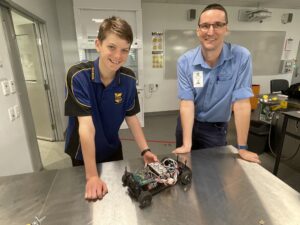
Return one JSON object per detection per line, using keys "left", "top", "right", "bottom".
{"left": 92, "top": 18, "right": 104, "bottom": 23}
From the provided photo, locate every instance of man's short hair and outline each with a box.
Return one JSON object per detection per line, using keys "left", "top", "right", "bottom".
{"left": 97, "top": 16, "right": 133, "bottom": 45}
{"left": 199, "top": 3, "right": 228, "bottom": 24}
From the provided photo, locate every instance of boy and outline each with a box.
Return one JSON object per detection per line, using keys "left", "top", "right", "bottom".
{"left": 65, "top": 17, "right": 157, "bottom": 201}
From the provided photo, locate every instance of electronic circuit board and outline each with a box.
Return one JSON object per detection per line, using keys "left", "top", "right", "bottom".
{"left": 122, "top": 157, "right": 192, "bottom": 208}
{"left": 148, "top": 162, "right": 168, "bottom": 176}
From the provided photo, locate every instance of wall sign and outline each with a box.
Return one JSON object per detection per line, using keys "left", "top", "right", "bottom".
{"left": 151, "top": 32, "right": 163, "bottom": 68}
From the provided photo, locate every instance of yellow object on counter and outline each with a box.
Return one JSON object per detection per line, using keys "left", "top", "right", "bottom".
{"left": 280, "top": 100, "right": 288, "bottom": 109}
{"left": 271, "top": 105, "right": 281, "bottom": 111}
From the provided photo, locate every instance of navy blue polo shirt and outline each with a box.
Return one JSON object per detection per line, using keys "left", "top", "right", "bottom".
{"left": 64, "top": 58, "right": 140, "bottom": 162}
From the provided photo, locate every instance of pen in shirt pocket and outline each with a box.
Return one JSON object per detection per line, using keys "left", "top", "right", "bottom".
{"left": 216, "top": 76, "right": 219, "bottom": 83}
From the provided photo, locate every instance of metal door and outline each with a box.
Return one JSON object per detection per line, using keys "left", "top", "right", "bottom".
{"left": 291, "top": 41, "right": 300, "bottom": 84}
{"left": 0, "top": 4, "right": 43, "bottom": 172}
{"left": 11, "top": 11, "right": 56, "bottom": 140}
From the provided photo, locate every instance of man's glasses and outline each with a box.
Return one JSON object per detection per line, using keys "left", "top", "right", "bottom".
{"left": 198, "top": 22, "right": 227, "bottom": 31}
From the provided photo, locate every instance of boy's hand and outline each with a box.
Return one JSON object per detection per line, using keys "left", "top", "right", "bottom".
{"left": 85, "top": 176, "right": 108, "bottom": 201}
{"left": 143, "top": 151, "right": 158, "bottom": 164}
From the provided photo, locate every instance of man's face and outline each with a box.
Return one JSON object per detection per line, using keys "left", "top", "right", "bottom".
{"left": 196, "top": 9, "right": 228, "bottom": 52}
{"left": 95, "top": 33, "right": 130, "bottom": 73}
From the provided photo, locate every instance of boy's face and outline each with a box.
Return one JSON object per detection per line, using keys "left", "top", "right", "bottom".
{"left": 196, "top": 9, "right": 227, "bottom": 53}
{"left": 95, "top": 33, "right": 130, "bottom": 73}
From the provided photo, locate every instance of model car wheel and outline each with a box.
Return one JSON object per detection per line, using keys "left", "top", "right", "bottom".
{"left": 138, "top": 191, "right": 152, "bottom": 208}
{"left": 160, "top": 157, "right": 169, "bottom": 162}
{"left": 180, "top": 170, "right": 192, "bottom": 185}
{"left": 122, "top": 174, "right": 128, "bottom": 186}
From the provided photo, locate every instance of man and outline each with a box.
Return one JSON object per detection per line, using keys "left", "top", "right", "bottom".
{"left": 65, "top": 17, "right": 158, "bottom": 201}
{"left": 173, "top": 3, "right": 260, "bottom": 163}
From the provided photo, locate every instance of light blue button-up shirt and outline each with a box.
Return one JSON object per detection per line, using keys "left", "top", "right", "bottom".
{"left": 177, "top": 42, "right": 253, "bottom": 122}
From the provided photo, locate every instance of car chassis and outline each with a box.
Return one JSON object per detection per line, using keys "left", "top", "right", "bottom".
{"left": 122, "top": 157, "right": 192, "bottom": 208}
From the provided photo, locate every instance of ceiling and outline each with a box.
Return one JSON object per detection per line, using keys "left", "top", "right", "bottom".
{"left": 141, "top": 0, "right": 300, "bottom": 9}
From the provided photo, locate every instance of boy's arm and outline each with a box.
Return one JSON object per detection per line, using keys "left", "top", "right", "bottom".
{"left": 78, "top": 116, "right": 108, "bottom": 200}
{"left": 125, "top": 115, "right": 158, "bottom": 163}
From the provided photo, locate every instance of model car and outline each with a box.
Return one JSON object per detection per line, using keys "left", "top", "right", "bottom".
{"left": 122, "top": 157, "right": 192, "bottom": 208}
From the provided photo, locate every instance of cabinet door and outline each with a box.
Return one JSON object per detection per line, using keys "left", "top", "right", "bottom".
{"left": 137, "top": 90, "right": 144, "bottom": 127}
{"left": 120, "top": 90, "right": 144, "bottom": 129}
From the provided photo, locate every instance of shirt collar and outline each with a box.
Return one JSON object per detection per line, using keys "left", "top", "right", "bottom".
{"left": 217, "top": 42, "right": 234, "bottom": 67}
{"left": 192, "top": 42, "right": 234, "bottom": 68}
{"left": 92, "top": 57, "right": 121, "bottom": 86}
{"left": 92, "top": 58, "right": 101, "bottom": 83}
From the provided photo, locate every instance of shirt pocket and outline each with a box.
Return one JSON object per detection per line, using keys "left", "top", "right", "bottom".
{"left": 214, "top": 71, "right": 234, "bottom": 100}
{"left": 217, "top": 66, "right": 233, "bottom": 82}
{"left": 217, "top": 72, "right": 233, "bottom": 81}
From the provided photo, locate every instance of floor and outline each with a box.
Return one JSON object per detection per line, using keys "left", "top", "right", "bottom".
{"left": 38, "top": 111, "right": 300, "bottom": 193}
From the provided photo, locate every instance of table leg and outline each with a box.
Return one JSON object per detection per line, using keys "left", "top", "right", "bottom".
{"left": 273, "top": 115, "right": 288, "bottom": 175}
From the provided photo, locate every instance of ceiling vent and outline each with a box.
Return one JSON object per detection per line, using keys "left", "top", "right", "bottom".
{"left": 238, "top": 9, "right": 272, "bottom": 22}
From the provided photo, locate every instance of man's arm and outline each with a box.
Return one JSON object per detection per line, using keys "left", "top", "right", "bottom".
{"left": 78, "top": 116, "right": 108, "bottom": 200}
{"left": 125, "top": 115, "right": 158, "bottom": 163}
{"left": 233, "top": 99, "right": 261, "bottom": 163}
{"left": 173, "top": 100, "right": 195, "bottom": 153}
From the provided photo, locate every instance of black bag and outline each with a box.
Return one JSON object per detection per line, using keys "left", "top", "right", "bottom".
{"left": 282, "top": 82, "right": 300, "bottom": 99}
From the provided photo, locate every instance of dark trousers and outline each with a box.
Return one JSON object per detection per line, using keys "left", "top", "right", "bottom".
{"left": 71, "top": 145, "right": 123, "bottom": 167}
{"left": 176, "top": 116, "right": 228, "bottom": 150}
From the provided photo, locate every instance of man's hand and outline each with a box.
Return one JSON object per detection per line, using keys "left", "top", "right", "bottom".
{"left": 85, "top": 176, "right": 108, "bottom": 201}
{"left": 172, "top": 145, "right": 191, "bottom": 154}
{"left": 238, "top": 149, "right": 261, "bottom": 163}
{"left": 143, "top": 151, "right": 158, "bottom": 164}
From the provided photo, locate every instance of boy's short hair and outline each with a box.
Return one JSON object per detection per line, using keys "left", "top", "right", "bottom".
{"left": 199, "top": 3, "right": 228, "bottom": 24}
{"left": 97, "top": 16, "right": 133, "bottom": 45}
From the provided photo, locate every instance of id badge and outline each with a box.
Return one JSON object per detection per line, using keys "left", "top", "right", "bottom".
{"left": 193, "top": 71, "right": 203, "bottom": 88}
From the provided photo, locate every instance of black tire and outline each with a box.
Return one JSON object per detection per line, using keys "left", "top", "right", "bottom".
{"left": 122, "top": 173, "right": 128, "bottom": 186}
{"left": 160, "top": 157, "right": 169, "bottom": 162}
{"left": 180, "top": 170, "right": 192, "bottom": 185}
{"left": 138, "top": 191, "right": 152, "bottom": 208}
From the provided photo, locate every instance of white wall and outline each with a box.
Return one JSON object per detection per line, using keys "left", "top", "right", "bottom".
{"left": 142, "top": 3, "right": 300, "bottom": 112}
{"left": 73, "top": 0, "right": 141, "bottom": 10}
{"left": 55, "top": 0, "right": 79, "bottom": 73}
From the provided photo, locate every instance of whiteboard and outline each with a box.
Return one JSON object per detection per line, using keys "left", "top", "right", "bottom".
{"left": 164, "top": 30, "right": 286, "bottom": 79}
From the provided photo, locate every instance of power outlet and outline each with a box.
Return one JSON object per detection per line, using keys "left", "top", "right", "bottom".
{"left": 9, "top": 80, "right": 16, "bottom": 93}
{"left": 14, "top": 105, "right": 20, "bottom": 118}
{"left": 8, "top": 107, "right": 16, "bottom": 121}
{"left": 1, "top": 80, "right": 10, "bottom": 96}
{"left": 149, "top": 83, "right": 154, "bottom": 93}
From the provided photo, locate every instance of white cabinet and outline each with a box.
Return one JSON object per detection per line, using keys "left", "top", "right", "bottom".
{"left": 137, "top": 89, "right": 144, "bottom": 127}
{"left": 120, "top": 89, "right": 144, "bottom": 129}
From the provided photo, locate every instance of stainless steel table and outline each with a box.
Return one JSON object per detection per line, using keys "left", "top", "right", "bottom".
{"left": 1, "top": 146, "right": 300, "bottom": 225}
{"left": 273, "top": 110, "right": 300, "bottom": 175}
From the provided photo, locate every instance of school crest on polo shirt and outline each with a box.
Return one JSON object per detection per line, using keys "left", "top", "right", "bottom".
{"left": 114, "top": 92, "right": 123, "bottom": 104}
